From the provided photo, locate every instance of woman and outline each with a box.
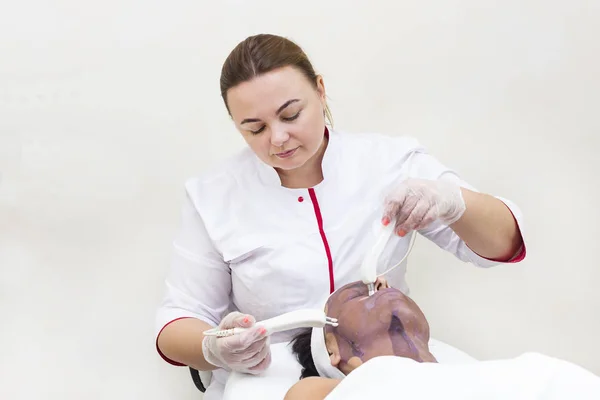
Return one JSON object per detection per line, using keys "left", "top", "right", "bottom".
{"left": 154, "top": 33, "right": 526, "bottom": 399}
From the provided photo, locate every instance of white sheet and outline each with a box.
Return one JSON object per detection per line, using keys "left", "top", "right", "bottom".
{"left": 222, "top": 337, "right": 478, "bottom": 400}
{"left": 326, "top": 352, "right": 600, "bottom": 400}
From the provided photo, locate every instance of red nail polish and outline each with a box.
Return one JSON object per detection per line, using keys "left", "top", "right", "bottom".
{"left": 382, "top": 217, "right": 390, "bottom": 226}
{"left": 259, "top": 327, "right": 267, "bottom": 335}
{"left": 398, "top": 229, "right": 406, "bottom": 237}
{"left": 243, "top": 316, "right": 249, "bottom": 324}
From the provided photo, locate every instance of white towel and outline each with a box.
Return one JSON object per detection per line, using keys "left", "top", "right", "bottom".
{"left": 222, "top": 338, "right": 477, "bottom": 400}
{"left": 325, "top": 352, "right": 600, "bottom": 400}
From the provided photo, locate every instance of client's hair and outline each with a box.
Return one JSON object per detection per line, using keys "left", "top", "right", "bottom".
{"left": 289, "top": 328, "right": 320, "bottom": 379}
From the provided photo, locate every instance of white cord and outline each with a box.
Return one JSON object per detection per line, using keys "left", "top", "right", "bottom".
{"left": 376, "top": 228, "right": 417, "bottom": 278}
{"left": 374, "top": 149, "right": 419, "bottom": 279}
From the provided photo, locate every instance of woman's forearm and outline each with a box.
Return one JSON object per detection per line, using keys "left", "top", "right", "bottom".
{"left": 157, "top": 318, "right": 219, "bottom": 371}
{"left": 450, "top": 188, "right": 523, "bottom": 261}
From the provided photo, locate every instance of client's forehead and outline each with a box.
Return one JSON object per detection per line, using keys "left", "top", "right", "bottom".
{"left": 327, "top": 282, "right": 366, "bottom": 304}
{"left": 335, "top": 281, "right": 368, "bottom": 296}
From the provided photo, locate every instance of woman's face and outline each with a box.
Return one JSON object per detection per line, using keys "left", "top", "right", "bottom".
{"left": 226, "top": 65, "right": 327, "bottom": 174}
{"left": 324, "top": 281, "right": 436, "bottom": 375}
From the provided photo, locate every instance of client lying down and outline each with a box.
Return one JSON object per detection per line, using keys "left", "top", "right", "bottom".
{"left": 285, "top": 279, "right": 600, "bottom": 400}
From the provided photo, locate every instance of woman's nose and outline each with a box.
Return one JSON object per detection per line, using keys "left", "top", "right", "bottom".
{"left": 270, "top": 128, "right": 290, "bottom": 147}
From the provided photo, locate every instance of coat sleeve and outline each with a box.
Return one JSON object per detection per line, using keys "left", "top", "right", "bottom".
{"left": 390, "top": 138, "right": 526, "bottom": 268}
{"left": 154, "top": 184, "right": 232, "bottom": 365}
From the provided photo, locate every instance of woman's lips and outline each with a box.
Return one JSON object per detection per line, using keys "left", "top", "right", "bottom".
{"left": 275, "top": 147, "right": 298, "bottom": 159}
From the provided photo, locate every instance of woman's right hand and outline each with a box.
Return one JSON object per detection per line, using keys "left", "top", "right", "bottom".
{"left": 202, "top": 311, "right": 272, "bottom": 374}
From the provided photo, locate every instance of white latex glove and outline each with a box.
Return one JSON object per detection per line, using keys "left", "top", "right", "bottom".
{"left": 202, "top": 311, "right": 272, "bottom": 374}
{"left": 382, "top": 179, "right": 466, "bottom": 236}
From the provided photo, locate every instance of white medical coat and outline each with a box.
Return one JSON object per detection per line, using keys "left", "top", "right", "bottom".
{"left": 154, "top": 128, "right": 526, "bottom": 398}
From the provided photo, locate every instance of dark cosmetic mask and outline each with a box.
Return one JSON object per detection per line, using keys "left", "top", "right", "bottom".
{"left": 323, "top": 281, "right": 437, "bottom": 374}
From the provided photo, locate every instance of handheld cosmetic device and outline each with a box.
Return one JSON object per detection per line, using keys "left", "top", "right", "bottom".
{"left": 203, "top": 309, "right": 338, "bottom": 338}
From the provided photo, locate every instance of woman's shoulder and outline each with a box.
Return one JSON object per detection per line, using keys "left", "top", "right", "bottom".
{"left": 336, "top": 129, "right": 424, "bottom": 154}
{"left": 182, "top": 147, "right": 258, "bottom": 204}
{"left": 284, "top": 377, "right": 342, "bottom": 400}
{"left": 333, "top": 129, "right": 426, "bottom": 171}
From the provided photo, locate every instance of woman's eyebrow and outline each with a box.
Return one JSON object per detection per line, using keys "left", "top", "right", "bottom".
{"left": 240, "top": 118, "right": 260, "bottom": 125}
{"left": 275, "top": 99, "right": 300, "bottom": 114}
{"left": 240, "top": 99, "right": 300, "bottom": 125}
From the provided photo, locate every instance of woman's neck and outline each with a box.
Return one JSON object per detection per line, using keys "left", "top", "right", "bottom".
{"left": 277, "top": 136, "right": 328, "bottom": 189}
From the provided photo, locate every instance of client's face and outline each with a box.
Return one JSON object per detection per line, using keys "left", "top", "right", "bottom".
{"left": 324, "top": 280, "right": 436, "bottom": 375}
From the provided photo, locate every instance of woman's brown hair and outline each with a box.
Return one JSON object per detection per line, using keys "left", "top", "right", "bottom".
{"left": 220, "top": 33, "right": 333, "bottom": 126}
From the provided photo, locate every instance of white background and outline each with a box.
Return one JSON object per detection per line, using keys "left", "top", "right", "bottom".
{"left": 1, "top": 1, "right": 599, "bottom": 399}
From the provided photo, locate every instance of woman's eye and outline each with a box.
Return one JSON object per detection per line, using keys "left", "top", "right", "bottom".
{"left": 282, "top": 111, "right": 300, "bottom": 122}
{"left": 250, "top": 126, "right": 266, "bottom": 134}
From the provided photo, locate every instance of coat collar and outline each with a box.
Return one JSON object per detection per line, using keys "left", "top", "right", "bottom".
{"left": 254, "top": 126, "right": 340, "bottom": 188}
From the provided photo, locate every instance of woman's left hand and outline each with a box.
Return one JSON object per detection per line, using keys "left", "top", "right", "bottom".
{"left": 382, "top": 179, "right": 466, "bottom": 236}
